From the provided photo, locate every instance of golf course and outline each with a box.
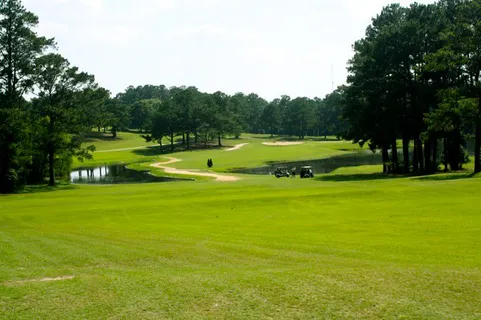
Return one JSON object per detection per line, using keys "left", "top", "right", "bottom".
{"left": 1, "top": 132, "right": 480, "bottom": 319}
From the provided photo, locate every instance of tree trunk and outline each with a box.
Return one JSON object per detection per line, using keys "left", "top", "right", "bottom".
{"left": 112, "top": 126, "right": 117, "bottom": 138}
{"left": 432, "top": 139, "right": 437, "bottom": 173}
{"left": 171, "top": 133, "right": 175, "bottom": 152}
{"left": 182, "top": 133, "right": 185, "bottom": 146}
{"left": 402, "top": 135, "right": 410, "bottom": 173}
{"left": 98, "top": 126, "right": 101, "bottom": 133}
{"left": 159, "top": 140, "right": 163, "bottom": 154}
{"left": 448, "top": 132, "right": 462, "bottom": 171}
{"left": 417, "top": 137, "right": 424, "bottom": 173}
{"left": 392, "top": 140, "right": 399, "bottom": 173}
{"left": 0, "top": 145, "right": 13, "bottom": 193}
{"left": 218, "top": 134, "right": 222, "bottom": 147}
{"left": 443, "top": 137, "right": 449, "bottom": 172}
{"left": 424, "top": 139, "right": 432, "bottom": 174}
{"left": 413, "top": 139, "right": 419, "bottom": 174}
{"left": 194, "top": 133, "right": 198, "bottom": 144}
{"left": 186, "top": 132, "right": 190, "bottom": 149}
{"left": 382, "top": 145, "right": 390, "bottom": 174}
{"left": 48, "top": 148, "right": 55, "bottom": 186}
{"left": 475, "top": 94, "right": 481, "bottom": 173}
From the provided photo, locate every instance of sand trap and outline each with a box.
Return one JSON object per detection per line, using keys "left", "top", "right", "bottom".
{"left": 262, "top": 141, "right": 305, "bottom": 146}
{"left": 7, "top": 276, "right": 75, "bottom": 285}
{"left": 225, "top": 143, "right": 249, "bottom": 152}
{"left": 151, "top": 157, "right": 240, "bottom": 182}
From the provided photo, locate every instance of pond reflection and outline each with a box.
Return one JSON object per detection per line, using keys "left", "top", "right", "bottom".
{"left": 70, "top": 165, "right": 184, "bottom": 184}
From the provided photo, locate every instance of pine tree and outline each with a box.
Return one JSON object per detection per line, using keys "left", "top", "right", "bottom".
{"left": 0, "top": 0, "right": 53, "bottom": 192}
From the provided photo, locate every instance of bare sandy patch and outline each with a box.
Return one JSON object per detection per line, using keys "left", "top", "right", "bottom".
{"left": 262, "top": 141, "right": 305, "bottom": 146}
{"left": 7, "top": 276, "right": 75, "bottom": 285}
{"left": 151, "top": 157, "right": 240, "bottom": 182}
{"left": 225, "top": 143, "right": 249, "bottom": 152}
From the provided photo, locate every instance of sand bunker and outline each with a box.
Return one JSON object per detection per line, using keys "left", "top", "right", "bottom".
{"left": 225, "top": 143, "right": 249, "bottom": 151}
{"left": 151, "top": 157, "right": 240, "bottom": 182}
{"left": 262, "top": 141, "right": 305, "bottom": 146}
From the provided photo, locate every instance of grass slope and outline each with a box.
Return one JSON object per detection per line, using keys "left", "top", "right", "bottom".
{"left": 1, "top": 134, "right": 480, "bottom": 319}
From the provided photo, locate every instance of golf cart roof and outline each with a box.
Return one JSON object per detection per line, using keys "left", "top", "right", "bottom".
{"left": 301, "top": 166, "right": 313, "bottom": 169}
{"left": 276, "top": 166, "right": 288, "bottom": 169}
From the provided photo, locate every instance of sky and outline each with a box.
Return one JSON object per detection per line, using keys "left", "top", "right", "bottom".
{"left": 24, "top": 0, "right": 435, "bottom": 101}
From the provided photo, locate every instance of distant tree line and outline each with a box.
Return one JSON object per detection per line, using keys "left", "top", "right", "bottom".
{"left": 114, "top": 85, "right": 348, "bottom": 151}
{"left": 340, "top": 0, "right": 481, "bottom": 175}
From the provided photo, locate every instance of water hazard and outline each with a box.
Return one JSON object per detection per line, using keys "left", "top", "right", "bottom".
{"left": 70, "top": 165, "right": 184, "bottom": 184}
{"left": 228, "top": 151, "right": 383, "bottom": 175}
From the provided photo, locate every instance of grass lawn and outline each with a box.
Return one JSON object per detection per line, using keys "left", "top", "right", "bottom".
{"left": 1, "top": 134, "right": 481, "bottom": 319}
{"left": 83, "top": 131, "right": 158, "bottom": 151}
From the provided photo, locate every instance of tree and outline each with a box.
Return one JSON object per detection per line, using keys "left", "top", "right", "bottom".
{"left": 318, "top": 89, "right": 348, "bottom": 139}
{"left": 284, "top": 97, "right": 315, "bottom": 139}
{"left": 105, "top": 97, "right": 130, "bottom": 138}
{"left": 212, "top": 91, "right": 236, "bottom": 146}
{"left": 130, "top": 99, "right": 156, "bottom": 132}
{"left": 33, "top": 53, "right": 96, "bottom": 186}
{"left": 143, "top": 99, "right": 177, "bottom": 153}
{"left": 261, "top": 99, "right": 282, "bottom": 136}
{"left": 449, "top": 0, "right": 481, "bottom": 172}
{"left": 0, "top": 0, "right": 53, "bottom": 192}
{"left": 342, "top": 2, "right": 453, "bottom": 174}
{"left": 173, "top": 86, "right": 199, "bottom": 149}
{"left": 81, "top": 87, "right": 111, "bottom": 132}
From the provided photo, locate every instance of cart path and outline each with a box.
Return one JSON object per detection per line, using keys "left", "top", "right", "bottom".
{"left": 151, "top": 157, "right": 240, "bottom": 182}
{"left": 225, "top": 143, "right": 249, "bottom": 152}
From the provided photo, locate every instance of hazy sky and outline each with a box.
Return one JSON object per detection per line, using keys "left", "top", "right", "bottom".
{"left": 24, "top": 0, "right": 435, "bottom": 100}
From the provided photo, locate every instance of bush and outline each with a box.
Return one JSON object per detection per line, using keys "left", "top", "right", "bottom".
{"left": 207, "top": 159, "right": 213, "bottom": 168}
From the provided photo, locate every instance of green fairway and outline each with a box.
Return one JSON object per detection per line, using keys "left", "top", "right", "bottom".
{"left": 2, "top": 135, "right": 481, "bottom": 319}
{"left": 75, "top": 134, "right": 360, "bottom": 171}
{"left": 84, "top": 131, "right": 158, "bottom": 151}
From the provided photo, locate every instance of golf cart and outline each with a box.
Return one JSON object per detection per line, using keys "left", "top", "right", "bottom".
{"left": 274, "top": 167, "right": 290, "bottom": 178}
{"left": 300, "top": 166, "right": 314, "bottom": 178}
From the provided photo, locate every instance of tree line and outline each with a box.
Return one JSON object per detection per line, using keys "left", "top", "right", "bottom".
{"left": 340, "top": 0, "right": 481, "bottom": 174}
{"left": 0, "top": 0, "right": 346, "bottom": 193}
{"left": 114, "top": 85, "right": 347, "bottom": 151}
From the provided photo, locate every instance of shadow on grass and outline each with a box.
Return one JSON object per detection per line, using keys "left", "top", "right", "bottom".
{"left": 316, "top": 171, "right": 480, "bottom": 183}
{"left": 132, "top": 146, "right": 163, "bottom": 156}
{"left": 315, "top": 173, "right": 408, "bottom": 182}
{"left": 84, "top": 132, "right": 120, "bottom": 142}
{"left": 14, "top": 182, "right": 77, "bottom": 194}
{"left": 414, "top": 172, "right": 478, "bottom": 181}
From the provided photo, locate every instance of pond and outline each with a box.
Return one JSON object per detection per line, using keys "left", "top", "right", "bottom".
{"left": 70, "top": 165, "right": 185, "bottom": 184}
{"left": 228, "top": 151, "right": 383, "bottom": 175}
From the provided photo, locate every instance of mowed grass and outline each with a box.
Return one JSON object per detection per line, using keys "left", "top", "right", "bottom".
{"left": 76, "top": 133, "right": 360, "bottom": 171}
{"left": 83, "top": 131, "right": 157, "bottom": 151}
{"left": 2, "top": 135, "right": 481, "bottom": 319}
